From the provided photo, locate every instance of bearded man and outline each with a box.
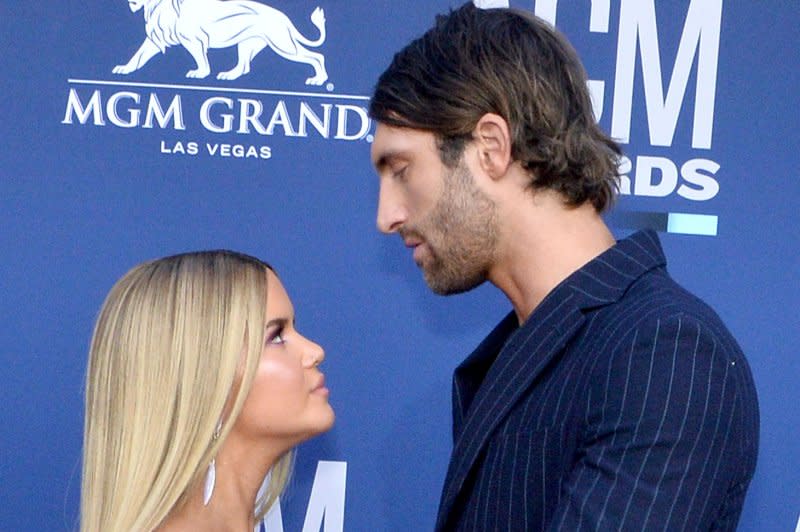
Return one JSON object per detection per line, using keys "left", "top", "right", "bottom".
{"left": 368, "top": 3, "right": 759, "bottom": 531}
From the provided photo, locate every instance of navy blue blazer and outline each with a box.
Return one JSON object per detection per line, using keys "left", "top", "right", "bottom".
{"left": 435, "top": 231, "right": 759, "bottom": 531}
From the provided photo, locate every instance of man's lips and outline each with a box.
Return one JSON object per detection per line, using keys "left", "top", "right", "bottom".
{"left": 403, "top": 237, "right": 426, "bottom": 264}
{"left": 412, "top": 243, "right": 427, "bottom": 263}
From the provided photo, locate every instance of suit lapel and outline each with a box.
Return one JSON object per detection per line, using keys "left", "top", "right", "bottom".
{"left": 451, "top": 312, "right": 518, "bottom": 442}
{"left": 437, "top": 288, "right": 586, "bottom": 526}
{"left": 435, "top": 230, "right": 668, "bottom": 529}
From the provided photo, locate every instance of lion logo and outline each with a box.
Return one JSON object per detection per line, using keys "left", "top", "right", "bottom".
{"left": 113, "top": 0, "right": 328, "bottom": 85}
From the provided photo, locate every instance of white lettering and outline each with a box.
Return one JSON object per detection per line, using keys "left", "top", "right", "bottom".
{"left": 618, "top": 155, "right": 720, "bottom": 200}
{"left": 588, "top": 0, "right": 611, "bottom": 33}
{"left": 474, "top": 0, "right": 509, "bottom": 8}
{"left": 161, "top": 140, "right": 197, "bottom": 155}
{"left": 107, "top": 91, "right": 141, "bottom": 128}
{"left": 200, "top": 97, "right": 235, "bottom": 133}
{"left": 634, "top": 156, "right": 678, "bottom": 197}
{"left": 65, "top": 91, "right": 370, "bottom": 142}
{"left": 205, "top": 143, "right": 271, "bottom": 159}
{"left": 298, "top": 103, "right": 332, "bottom": 138}
{"left": 611, "top": 0, "right": 723, "bottom": 148}
{"left": 588, "top": 80, "right": 605, "bottom": 121}
{"left": 261, "top": 461, "right": 347, "bottom": 532}
{"left": 678, "top": 158, "right": 719, "bottom": 201}
{"left": 238, "top": 99, "right": 268, "bottom": 135}
{"left": 143, "top": 94, "right": 185, "bottom": 130}
{"left": 533, "top": 0, "right": 558, "bottom": 25}
{"left": 618, "top": 155, "right": 632, "bottom": 195}
{"left": 301, "top": 461, "right": 347, "bottom": 532}
{"left": 266, "top": 101, "right": 297, "bottom": 136}
{"left": 334, "top": 105, "right": 370, "bottom": 140}
{"left": 62, "top": 89, "right": 105, "bottom": 125}
{"left": 262, "top": 500, "right": 284, "bottom": 532}
{"left": 530, "top": 2, "right": 611, "bottom": 119}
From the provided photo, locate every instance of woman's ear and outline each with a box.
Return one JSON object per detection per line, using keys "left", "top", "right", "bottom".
{"left": 473, "top": 113, "right": 513, "bottom": 180}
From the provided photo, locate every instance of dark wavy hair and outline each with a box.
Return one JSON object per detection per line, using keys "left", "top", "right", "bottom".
{"left": 369, "top": 3, "right": 621, "bottom": 211}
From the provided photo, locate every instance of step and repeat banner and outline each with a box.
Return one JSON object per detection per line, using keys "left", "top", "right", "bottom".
{"left": 1, "top": 0, "right": 798, "bottom": 530}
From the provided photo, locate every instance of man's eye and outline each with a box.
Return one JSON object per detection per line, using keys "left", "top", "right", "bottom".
{"left": 393, "top": 166, "right": 408, "bottom": 180}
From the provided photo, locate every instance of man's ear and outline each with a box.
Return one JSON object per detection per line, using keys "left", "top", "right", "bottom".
{"left": 474, "top": 113, "right": 512, "bottom": 180}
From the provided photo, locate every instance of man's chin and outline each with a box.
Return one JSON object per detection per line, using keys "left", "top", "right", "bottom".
{"left": 423, "top": 269, "right": 485, "bottom": 296}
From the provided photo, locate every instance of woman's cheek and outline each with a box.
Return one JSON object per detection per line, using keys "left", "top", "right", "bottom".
{"left": 256, "top": 354, "right": 306, "bottom": 397}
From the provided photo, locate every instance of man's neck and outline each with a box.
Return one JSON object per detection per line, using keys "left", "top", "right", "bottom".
{"left": 488, "top": 190, "right": 616, "bottom": 323}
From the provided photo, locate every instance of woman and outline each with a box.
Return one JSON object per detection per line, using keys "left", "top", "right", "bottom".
{"left": 81, "top": 250, "right": 334, "bottom": 531}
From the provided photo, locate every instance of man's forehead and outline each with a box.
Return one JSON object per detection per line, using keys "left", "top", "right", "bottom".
{"left": 371, "top": 123, "right": 435, "bottom": 167}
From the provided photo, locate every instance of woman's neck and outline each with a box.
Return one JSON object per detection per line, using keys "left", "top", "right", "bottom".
{"left": 158, "top": 439, "right": 286, "bottom": 531}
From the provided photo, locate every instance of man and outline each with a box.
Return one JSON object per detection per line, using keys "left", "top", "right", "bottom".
{"left": 369, "top": 3, "right": 758, "bottom": 531}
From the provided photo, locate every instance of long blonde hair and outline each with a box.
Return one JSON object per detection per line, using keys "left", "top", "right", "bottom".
{"left": 81, "top": 250, "right": 292, "bottom": 531}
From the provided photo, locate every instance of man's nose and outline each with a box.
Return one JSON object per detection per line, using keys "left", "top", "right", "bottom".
{"left": 376, "top": 182, "right": 406, "bottom": 234}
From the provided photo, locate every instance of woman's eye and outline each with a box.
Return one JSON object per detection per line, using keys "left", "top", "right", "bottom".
{"left": 267, "top": 329, "right": 286, "bottom": 345}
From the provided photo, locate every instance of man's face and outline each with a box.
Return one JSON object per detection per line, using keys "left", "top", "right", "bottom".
{"left": 371, "top": 123, "right": 498, "bottom": 295}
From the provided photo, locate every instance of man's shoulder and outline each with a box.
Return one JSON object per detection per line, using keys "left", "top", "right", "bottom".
{"left": 588, "top": 266, "right": 742, "bottom": 357}
{"left": 579, "top": 267, "right": 756, "bottom": 414}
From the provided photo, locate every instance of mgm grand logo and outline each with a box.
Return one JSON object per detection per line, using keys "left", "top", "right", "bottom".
{"left": 113, "top": 0, "right": 328, "bottom": 84}
{"left": 62, "top": 0, "right": 372, "bottom": 158}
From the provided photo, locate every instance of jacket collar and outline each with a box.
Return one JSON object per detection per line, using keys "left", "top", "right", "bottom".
{"left": 561, "top": 229, "right": 666, "bottom": 309}
{"left": 436, "top": 230, "right": 666, "bottom": 529}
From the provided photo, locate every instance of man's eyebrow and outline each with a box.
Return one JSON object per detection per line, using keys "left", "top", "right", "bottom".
{"left": 373, "top": 150, "right": 402, "bottom": 172}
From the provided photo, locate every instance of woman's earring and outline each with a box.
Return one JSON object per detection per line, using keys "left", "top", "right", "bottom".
{"left": 203, "top": 421, "right": 222, "bottom": 506}
{"left": 203, "top": 459, "right": 216, "bottom": 506}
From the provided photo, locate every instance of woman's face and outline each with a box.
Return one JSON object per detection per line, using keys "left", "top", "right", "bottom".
{"left": 231, "top": 270, "right": 334, "bottom": 446}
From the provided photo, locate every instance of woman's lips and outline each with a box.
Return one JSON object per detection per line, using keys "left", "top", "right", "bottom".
{"left": 312, "top": 376, "right": 329, "bottom": 396}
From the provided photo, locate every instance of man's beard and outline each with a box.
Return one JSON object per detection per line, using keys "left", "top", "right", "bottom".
{"left": 403, "top": 159, "right": 499, "bottom": 295}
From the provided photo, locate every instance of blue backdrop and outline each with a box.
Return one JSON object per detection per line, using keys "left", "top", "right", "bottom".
{"left": 1, "top": 0, "right": 798, "bottom": 530}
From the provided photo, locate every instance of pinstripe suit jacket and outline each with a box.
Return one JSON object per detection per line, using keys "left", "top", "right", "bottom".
{"left": 434, "top": 230, "right": 759, "bottom": 531}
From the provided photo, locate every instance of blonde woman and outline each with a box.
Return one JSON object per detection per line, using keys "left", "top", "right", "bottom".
{"left": 81, "top": 250, "right": 334, "bottom": 531}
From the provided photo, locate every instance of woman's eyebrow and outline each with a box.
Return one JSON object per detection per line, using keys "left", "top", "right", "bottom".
{"left": 265, "top": 316, "right": 294, "bottom": 329}
{"left": 265, "top": 317, "right": 288, "bottom": 329}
